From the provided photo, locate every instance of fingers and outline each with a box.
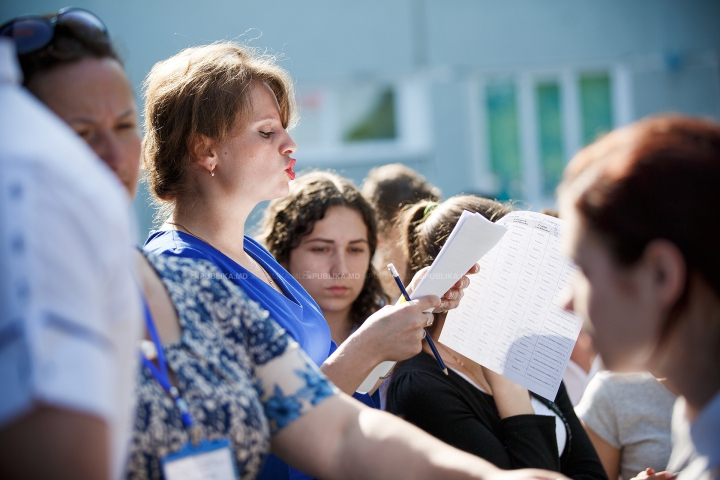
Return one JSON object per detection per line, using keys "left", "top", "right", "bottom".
{"left": 435, "top": 284, "right": 464, "bottom": 312}
{"left": 424, "top": 312, "right": 434, "bottom": 327}
{"left": 412, "top": 294, "right": 440, "bottom": 313}
{"left": 405, "top": 266, "right": 430, "bottom": 295}
{"left": 433, "top": 268, "right": 477, "bottom": 313}
{"left": 452, "top": 272, "right": 471, "bottom": 290}
{"left": 630, "top": 467, "right": 669, "bottom": 480}
{"left": 642, "top": 469, "right": 677, "bottom": 479}
{"left": 361, "top": 299, "right": 433, "bottom": 362}
{"left": 406, "top": 264, "right": 478, "bottom": 298}
{"left": 444, "top": 288, "right": 464, "bottom": 300}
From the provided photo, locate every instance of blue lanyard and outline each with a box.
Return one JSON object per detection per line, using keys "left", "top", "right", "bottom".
{"left": 140, "top": 299, "right": 195, "bottom": 430}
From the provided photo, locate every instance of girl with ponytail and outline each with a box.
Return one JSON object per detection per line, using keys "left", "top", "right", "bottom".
{"left": 387, "top": 195, "right": 607, "bottom": 479}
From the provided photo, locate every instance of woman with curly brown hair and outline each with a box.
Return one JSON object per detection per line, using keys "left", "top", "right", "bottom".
{"left": 261, "top": 171, "right": 388, "bottom": 348}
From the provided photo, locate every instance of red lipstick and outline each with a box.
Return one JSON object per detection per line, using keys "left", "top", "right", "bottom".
{"left": 286, "top": 157, "right": 296, "bottom": 180}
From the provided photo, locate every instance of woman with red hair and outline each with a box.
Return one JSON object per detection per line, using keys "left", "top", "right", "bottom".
{"left": 559, "top": 115, "right": 720, "bottom": 480}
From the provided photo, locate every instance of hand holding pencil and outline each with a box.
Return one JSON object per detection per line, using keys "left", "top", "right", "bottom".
{"left": 389, "top": 263, "right": 480, "bottom": 375}
{"left": 354, "top": 262, "right": 479, "bottom": 392}
{"left": 389, "top": 263, "right": 448, "bottom": 375}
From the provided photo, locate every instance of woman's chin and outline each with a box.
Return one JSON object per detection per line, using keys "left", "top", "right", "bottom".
{"left": 258, "top": 188, "right": 290, "bottom": 204}
{"left": 318, "top": 300, "right": 354, "bottom": 316}
{"left": 272, "top": 183, "right": 291, "bottom": 200}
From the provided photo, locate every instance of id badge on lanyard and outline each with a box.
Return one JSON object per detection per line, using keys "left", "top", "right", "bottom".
{"left": 140, "top": 298, "right": 239, "bottom": 480}
{"left": 162, "top": 438, "right": 238, "bottom": 480}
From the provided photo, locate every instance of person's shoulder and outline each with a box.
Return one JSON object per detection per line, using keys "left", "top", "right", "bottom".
{"left": 392, "top": 353, "right": 452, "bottom": 390}
{"left": 578, "top": 371, "right": 657, "bottom": 414}
{"left": 394, "top": 352, "right": 438, "bottom": 374}
{"left": 576, "top": 371, "right": 616, "bottom": 413}
{"left": 0, "top": 82, "right": 73, "bottom": 156}
{"left": 143, "top": 230, "right": 211, "bottom": 259}
{"left": 143, "top": 250, "right": 256, "bottom": 302}
{"left": 388, "top": 354, "right": 484, "bottom": 415}
{"left": 146, "top": 252, "right": 280, "bottom": 340}
{"left": 244, "top": 235, "right": 274, "bottom": 260}
{"left": 144, "top": 229, "right": 178, "bottom": 252}
{"left": 591, "top": 370, "right": 657, "bottom": 392}
{"left": 144, "top": 250, "right": 221, "bottom": 282}
{"left": 586, "top": 369, "right": 621, "bottom": 387}
{"left": 0, "top": 97, "right": 131, "bottom": 278}
{"left": 145, "top": 252, "right": 256, "bottom": 304}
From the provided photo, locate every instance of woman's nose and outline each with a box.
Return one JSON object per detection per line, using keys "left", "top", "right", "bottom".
{"left": 93, "top": 130, "right": 123, "bottom": 172}
{"left": 281, "top": 130, "right": 297, "bottom": 156}
{"left": 330, "top": 252, "right": 349, "bottom": 275}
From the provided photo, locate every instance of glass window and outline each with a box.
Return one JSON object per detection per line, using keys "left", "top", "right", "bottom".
{"left": 536, "top": 82, "right": 565, "bottom": 196}
{"left": 486, "top": 82, "right": 522, "bottom": 200}
{"left": 339, "top": 85, "right": 396, "bottom": 142}
{"left": 580, "top": 73, "right": 613, "bottom": 145}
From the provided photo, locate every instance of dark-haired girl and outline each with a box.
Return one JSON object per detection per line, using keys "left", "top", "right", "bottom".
{"left": 261, "top": 170, "right": 432, "bottom": 408}
{"left": 261, "top": 171, "right": 390, "bottom": 347}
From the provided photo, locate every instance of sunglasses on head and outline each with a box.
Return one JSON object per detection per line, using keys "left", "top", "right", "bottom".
{"left": 0, "top": 7, "right": 108, "bottom": 55}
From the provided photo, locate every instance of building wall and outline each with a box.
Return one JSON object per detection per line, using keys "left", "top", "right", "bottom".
{"left": 2, "top": 0, "right": 718, "bottom": 238}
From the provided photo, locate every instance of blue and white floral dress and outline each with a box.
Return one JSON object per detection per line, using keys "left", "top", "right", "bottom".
{"left": 126, "top": 253, "right": 337, "bottom": 480}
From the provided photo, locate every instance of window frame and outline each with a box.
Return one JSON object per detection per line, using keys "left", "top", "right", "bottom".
{"left": 468, "top": 64, "right": 632, "bottom": 209}
{"left": 291, "top": 78, "right": 433, "bottom": 166}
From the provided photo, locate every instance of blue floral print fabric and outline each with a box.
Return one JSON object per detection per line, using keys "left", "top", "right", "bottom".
{"left": 126, "top": 253, "right": 337, "bottom": 480}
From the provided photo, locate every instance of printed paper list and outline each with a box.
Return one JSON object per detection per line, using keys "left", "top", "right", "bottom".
{"left": 439, "top": 211, "right": 582, "bottom": 400}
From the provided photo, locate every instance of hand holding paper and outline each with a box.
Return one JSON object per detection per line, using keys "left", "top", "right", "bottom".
{"left": 407, "top": 263, "right": 481, "bottom": 312}
{"left": 439, "top": 211, "right": 583, "bottom": 401}
{"left": 408, "top": 210, "right": 508, "bottom": 306}
{"left": 357, "top": 211, "right": 508, "bottom": 393}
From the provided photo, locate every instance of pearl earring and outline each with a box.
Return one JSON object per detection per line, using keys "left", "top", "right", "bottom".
{"left": 210, "top": 167, "right": 215, "bottom": 177}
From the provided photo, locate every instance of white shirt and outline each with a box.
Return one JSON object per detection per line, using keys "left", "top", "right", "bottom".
{"left": 0, "top": 38, "right": 142, "bottom": 479}
{"left": 563, "top": 355, "right": 603, "bottom": 406}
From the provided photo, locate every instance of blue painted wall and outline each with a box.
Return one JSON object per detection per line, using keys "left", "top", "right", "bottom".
{"left": 3, "top": 0, "right": 719, "bottom": 240}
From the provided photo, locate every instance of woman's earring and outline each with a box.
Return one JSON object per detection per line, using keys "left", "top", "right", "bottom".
{"left": 210, "top": 166, "right": 215, "bottom": 177}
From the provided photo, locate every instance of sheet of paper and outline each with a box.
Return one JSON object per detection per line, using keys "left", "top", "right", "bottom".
{"left": 439, "top": 211, "right": 583, "bottom": 401}
{"left": 410, "top": 210, "right": 507, "bottom": 301}
{"left": 357, "top": 210, "right": 506, "bottom": 394}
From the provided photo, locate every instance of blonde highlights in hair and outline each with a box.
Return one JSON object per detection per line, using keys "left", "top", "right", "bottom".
{"left": 141, "top": 41, "right": 297, "bottom": 218}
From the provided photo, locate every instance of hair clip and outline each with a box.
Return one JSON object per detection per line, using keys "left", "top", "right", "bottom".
{"left": 423, "top": 203, "right": 439, "bottom": 218}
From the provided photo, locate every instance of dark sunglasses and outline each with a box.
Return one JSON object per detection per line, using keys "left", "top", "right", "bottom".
{"left": 0, "top": 7, "right": 108, "bottom": 55}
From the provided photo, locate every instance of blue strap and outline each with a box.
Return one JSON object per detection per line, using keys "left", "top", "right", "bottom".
{"left": 140, "top": 298, "right": 195, "bottom": 429}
